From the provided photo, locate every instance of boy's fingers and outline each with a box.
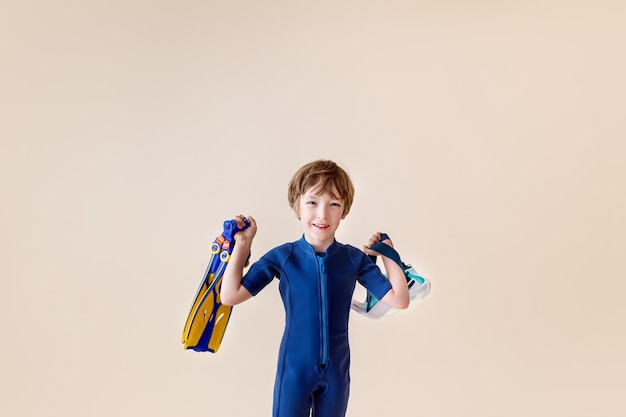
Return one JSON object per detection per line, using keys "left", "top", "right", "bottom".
{"left": 233, "top": 214, "right": 250, "bottom": 229}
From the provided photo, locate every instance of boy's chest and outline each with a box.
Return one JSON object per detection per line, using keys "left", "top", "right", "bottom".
{"left": 279, "top": 256, "right": 358, "bottom": 303}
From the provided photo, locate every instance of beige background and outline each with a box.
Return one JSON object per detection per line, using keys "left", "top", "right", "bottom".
{"left": 1, "top": 1, "right": 625, "bottom": 416}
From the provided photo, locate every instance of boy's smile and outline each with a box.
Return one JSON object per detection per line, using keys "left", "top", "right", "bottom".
{"left": 297, "top": 185, "right": 345, "bottom": 253}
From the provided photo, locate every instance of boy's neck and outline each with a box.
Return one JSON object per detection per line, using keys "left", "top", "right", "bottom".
{"left": 303, "top": 233, "right": 334, "bottom": 253}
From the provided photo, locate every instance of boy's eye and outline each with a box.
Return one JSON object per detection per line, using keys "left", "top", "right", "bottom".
{"left": 331, "top": 202, "right": 341, "bottom": 207}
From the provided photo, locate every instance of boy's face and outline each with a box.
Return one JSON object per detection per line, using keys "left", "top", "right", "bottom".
{"left": 296, "top": 184, "right": 345, "bottom": 252}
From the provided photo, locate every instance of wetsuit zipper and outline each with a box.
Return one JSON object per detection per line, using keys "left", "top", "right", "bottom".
{"left": 317, "top": 254, "right": 329, "bottom": 369}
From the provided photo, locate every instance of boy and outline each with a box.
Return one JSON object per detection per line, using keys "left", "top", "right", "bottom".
{"left": 221, "top": 159, "right": 410, "bottom": 417}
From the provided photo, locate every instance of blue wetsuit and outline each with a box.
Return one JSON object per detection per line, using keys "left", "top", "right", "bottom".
{"left": 241, "top": 236, "right": 392, "bottom": 417}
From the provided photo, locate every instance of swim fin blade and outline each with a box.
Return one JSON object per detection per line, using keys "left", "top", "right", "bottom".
{"left": 181, "top": 219, "right": 250, "bottom": 353}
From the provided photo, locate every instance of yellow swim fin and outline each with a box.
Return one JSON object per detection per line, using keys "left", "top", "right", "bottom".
{"left": 181, "top": 219, "right": 249, "bottom": 353}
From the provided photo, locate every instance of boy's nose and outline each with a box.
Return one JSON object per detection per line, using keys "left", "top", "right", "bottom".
{"left": 316, "top": 205, "right": 328, "bottom": 218}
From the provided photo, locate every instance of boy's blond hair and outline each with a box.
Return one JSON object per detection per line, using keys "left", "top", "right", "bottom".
{"left": 288, "top": 160, "right": 355, "bottom": 218}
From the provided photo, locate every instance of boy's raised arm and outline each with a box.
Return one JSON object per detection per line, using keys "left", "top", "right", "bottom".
{"left": 220, "top": 215, "right": 256, "bottom": 306}
{"left": 364, "top": 233, "right": 410, "bottom": 310}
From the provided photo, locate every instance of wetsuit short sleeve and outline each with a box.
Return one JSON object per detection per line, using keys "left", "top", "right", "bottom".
{"left": 350, "top": 247, "right": 393, "bottom": 301}
{"left": 240, "top": 244, "right": 288, "bottom": 296}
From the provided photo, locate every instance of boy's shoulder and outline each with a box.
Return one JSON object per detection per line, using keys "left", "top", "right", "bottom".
{"left": 331, "top": 241, "right": 370, "bottom": 265}
{"left": 333, "top": 240, "right": 362, "bottom": 252}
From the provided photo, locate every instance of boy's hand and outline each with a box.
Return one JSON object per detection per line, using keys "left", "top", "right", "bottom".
{"left": 233, "top": 214, "right": 257, "bottom": 243}
{"left": 363, "top": 232, "right": 393, "bottom": 256}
